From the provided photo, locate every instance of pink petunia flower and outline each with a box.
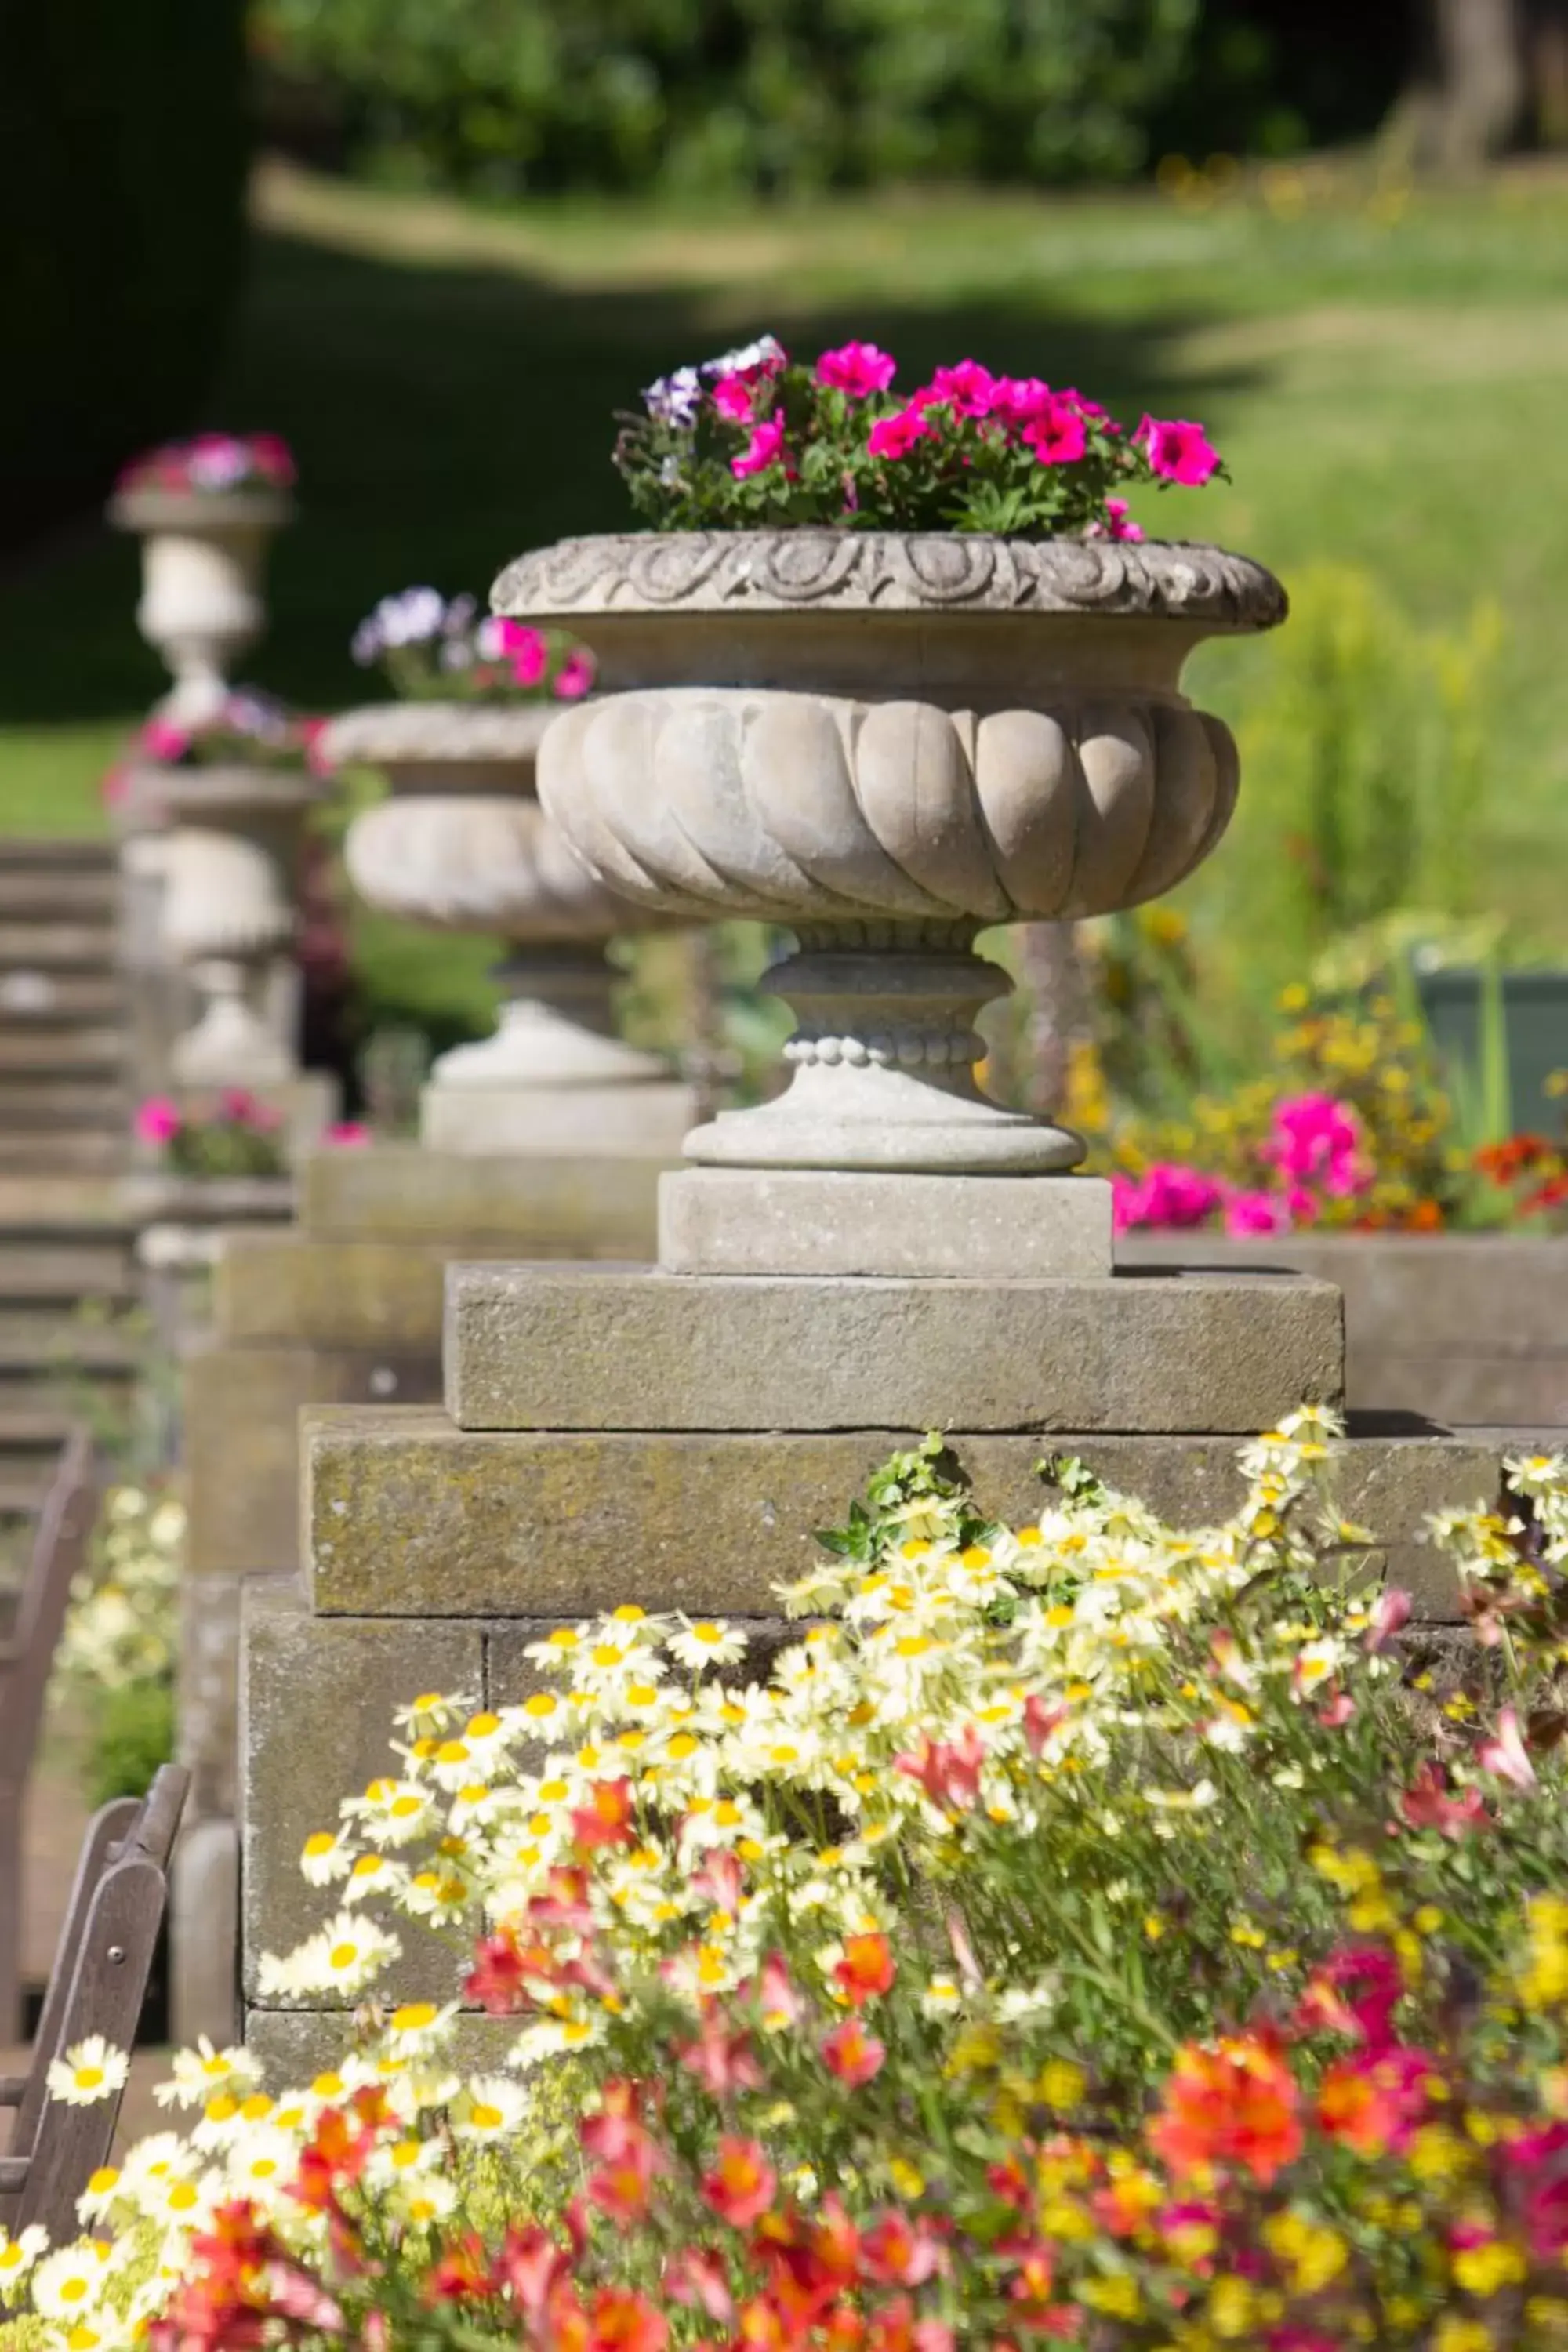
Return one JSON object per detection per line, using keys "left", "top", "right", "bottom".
{"left": 248, "top": 431, "right": 297, "bottom": 486}
{"left": 817, "top": 342, "right": 898, "bottom": 398}
{"left": 493, "top": 619, "right": 548, "bottom": 687}
{"left": 140, "top": 715, "right": 190, "bottom": 764}
{"left": 1266, "top": 1092, "right": 1368, "bottom": 1196}
{"left": 916, "top": 360, "right": 996, "bottom": 419}
{"left": 552, "top": 652, "right": 595, "bottom": 701}
{"left": 323, "top": 1121, "right": 371, "bottom": 1149}
{"left": 1022, "top": 398, "right": 1087, "bottom": 466}
{"left": 711, "top": 373, "right": 758, "bottom": 423}
{"left": 134, "top": 1097, "right": 182, "bottom": 1147}
{"left": 731, "top": 412, "right": 787, "bottom": 479}
{"left": 1136, "top": 415, "right": 1222, "bottom": 487}
{"left": 1112, "top": 1163, "right": 1225, "bottom": 1233}
{"left": 989, "top": 376, "right": 1053, "bottom": 426}
{"left": 1093, "top": 496, "right": 1145, "bottom": 543}
{"left": 867, "top": 407, "right": 932, "bottom": 462}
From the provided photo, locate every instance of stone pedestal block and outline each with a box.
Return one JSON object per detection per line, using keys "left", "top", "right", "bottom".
{"left": 422, "top": 1078, "right": 695, "bottom": 1161}
{"left": 302, "top": 1406, "right": 1497, "bottom": 1625}
{"left": 444, "top": 1264, "right": 1345, "bottom": 1436}
{"left": 1119, "top": 1233, "right": 1568, "bottom": 1428}
{"left": 297, "top": 1143, "right": 673, "bottom": 1251}
{"left": 658, "top": 1167, "right": 1112, "bottom": 1280}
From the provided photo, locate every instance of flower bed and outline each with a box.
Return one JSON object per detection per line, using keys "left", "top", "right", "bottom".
{"left": 9, "top": 1423, "right": 1568, "bottom": 2349}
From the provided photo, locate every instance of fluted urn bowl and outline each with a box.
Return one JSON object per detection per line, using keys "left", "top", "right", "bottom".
{"left": 492, "top": 529, "right": 1287, "bottom": 1175}
{"left": 325, "top": 699, "right": 683, "bottom": 1123}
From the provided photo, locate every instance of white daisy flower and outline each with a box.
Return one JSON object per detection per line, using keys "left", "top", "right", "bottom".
{"left": 31, "top": 2243, "right": 111, "bottom": 2323}
{"left": 155, "top": 2036, "right": 262, "bottom": 2109}
{"left": 0, "top": 2225, "right": 49, "bottom": 2303}
{"left": 299, "top": 1828, "right": 354, "bottom": 1886}
{"left": 452, "top": 2074, "right": 532, "bottom": 2141}
{"left": 667, "top": 1619, "right": 749, "bottom": 1673}
{"left": 46, "top": 2035, "right": 129, "bottom": 2106}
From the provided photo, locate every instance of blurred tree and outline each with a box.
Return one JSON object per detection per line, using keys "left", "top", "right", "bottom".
{"left": 253, "top": 0, "right": 1201, "bottom": 194}
{"left": 1390, "top": 0, "right": 1568, "bottom": 165}
{"left": 0, "top": 0, "right": 251, "bottom": 548}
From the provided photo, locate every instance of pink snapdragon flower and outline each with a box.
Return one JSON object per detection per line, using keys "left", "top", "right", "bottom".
{"left": 1112, "top": 1163, "right": 1225, "bottom": 1233}
{"left": 1266, "top": 1092, "right": 1367, "bottom": 1197}
{"left": 1022, "top": 398, "right": 1087, "bottom": 466}
{"left": 134, "top": 1097, "right": 182, "bottom": 1147}
{"left": 1136, "top": 415, "right": 1222, "bottom": 487}
{"left": 1224, "top": 1188, "right": 1287, "bottom": 1237}
{"left": 731, "top": 412, "right": 787, "bottom": 479}
{"left": 867, "top": 407, "right": 932, "bottom": 462}
{"left": 552, "top": 651, "right": 595, "bottom": 700}
{"left": 816, "top": 342, "right": 898, "bottom": 398}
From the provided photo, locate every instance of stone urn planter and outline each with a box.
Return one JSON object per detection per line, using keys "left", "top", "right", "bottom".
{"left": 325, "top": 702, "right": 694, "bottom": 1156}
{"left": 495, "top": 531, "right": 1287, "bottom": 1177}
{"left": 108, "top": 487, "right": 292, "bottom": 726}
{"left": 120, "top": 764, "right": 332, "bottom": 1087}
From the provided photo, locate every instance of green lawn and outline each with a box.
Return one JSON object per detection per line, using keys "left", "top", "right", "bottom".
{"left": 5, "top": 155, "right": 1568, "bottom": 1018}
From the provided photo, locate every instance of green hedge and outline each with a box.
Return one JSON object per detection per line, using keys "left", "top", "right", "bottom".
{"left": 0, "top": 0, "right": 250, "bottom": 546}
{"left": 256, "top": 0, "right": 1200, "bottom": 194}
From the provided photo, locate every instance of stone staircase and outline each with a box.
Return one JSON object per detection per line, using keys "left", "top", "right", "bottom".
{"left": 0, "top": 844, "right": 140, "bottom": 1550}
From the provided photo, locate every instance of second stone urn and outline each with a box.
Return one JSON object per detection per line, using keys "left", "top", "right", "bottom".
{"left": 109, "top": 488, "right": 292, "bottom": 728}
{"left": 494, "top": 529, "right": 1286, "bottom": 1193}
{"left": 327, "top": 701, "right": 694, "bottom": 1156}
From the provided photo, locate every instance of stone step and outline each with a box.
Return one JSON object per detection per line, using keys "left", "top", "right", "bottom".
{"left": 0, "top": 1133, "right": 125, "bottom": 1174}
{"left": 0, "top": 1079, "right": 127, "bottom": 1128}
{"left": 0, "top": 1315, "right": 142, "bottom": 1374}
{"left": 0, "top": 921, "right": 115, "bottom": 971}
{"left": 0, "top": 840, "right": 115, "bottom": 873}
{"left": 0, "top": 1247, "right": 136, "bottom": 1304}
{"left": 0, "top": 1175, "right": 132, "bottom": 1232}
{"left": 0, "top": 1027, "right": 125, "bottom": 1075}
{"left": 0, "top": 870, "right": 118, "bottom": 921}
{"left": 0, "top": 975, "right": 121, "bottom": 1023}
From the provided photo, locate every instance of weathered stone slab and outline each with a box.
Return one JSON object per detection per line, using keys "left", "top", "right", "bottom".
{"left": 238, "top": 1580, "right": 483, "bottom": 2006}
{"left": 444, "top": 1265, "right": 1345, "bottom": 1436}
{"left": 1120, "top": 1234, "right": 1568, "bottom": 1425}
{"left": 299, "top": 1143, "right": 670, "bottom": 1252}
{"left": 422, "top": 1078, "right": 695, "bottom": 1160}
{"left": 304, "top": 1409, "right": 1490, "bottom": 1622}
{"left": 658, "top": 1167, "right": 1112, "bottom": 1280}
{"left": 215, "top": 1233, "right": 519, "bottom": 1351}
{"left": 184, "top": 1345, "right": 443, "bottom": 1575}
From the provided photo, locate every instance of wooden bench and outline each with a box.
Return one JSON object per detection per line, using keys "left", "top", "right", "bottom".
{"left": 0, "top": 1428, "right": 100, "bottom": 2045}
{"left": 0, "top": 1764, "right": 188, "bottom": 2247}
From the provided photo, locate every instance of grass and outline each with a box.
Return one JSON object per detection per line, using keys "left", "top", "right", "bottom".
{"left": 5, "top": 153, "right": 1568, "bottom": 1016}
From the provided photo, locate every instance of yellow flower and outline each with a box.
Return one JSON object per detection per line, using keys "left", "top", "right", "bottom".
{"left": 1452, "top": 2238, "right": 1526, "bottom": 2296}
{"left": 1037, "top": 2060, "right": 1086, "bottom": 2111}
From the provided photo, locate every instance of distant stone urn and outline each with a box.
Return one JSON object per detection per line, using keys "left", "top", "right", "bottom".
{"left": 326, "top": 701, "right": 694, "bottom": 1156}
{"left": 492, "top": 530, "right": 1287, "bottom": 1173}
{"left": 109, "top": 488, "right": 292, "bottom": 728}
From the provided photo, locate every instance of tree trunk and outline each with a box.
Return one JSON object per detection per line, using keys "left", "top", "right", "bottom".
{"left": 1392, "top": 0, "right": 1525, "bottom": 168}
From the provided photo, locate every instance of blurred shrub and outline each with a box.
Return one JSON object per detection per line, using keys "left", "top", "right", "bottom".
{"left": 0, "top": 0, "right": 250, "bottom": 546}
{"left": 1192, "top": 564, "right": 1504, "bottom": 1007}
{"left": 253, "top": 0, "right": 1199, "bottom": 194}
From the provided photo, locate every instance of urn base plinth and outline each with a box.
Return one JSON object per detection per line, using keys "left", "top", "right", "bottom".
{"left": 420, "top": 1077, "right": 696, "bottom": 1159}
{"left": 658, "top": 1167, "right": 1112, "bottom": 1281}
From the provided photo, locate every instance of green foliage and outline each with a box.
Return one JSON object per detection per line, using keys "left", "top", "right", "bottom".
{"left": 256, "top": 0, "right": 1199, "bottom": 195}
{"left": 0, "top": 0, "right": 249, "bottom": 542}
{"left": 1199, "top": 564, "right": 1505, "bottom": 1004}
{"left": 83, "top": 1682, "right": 176, "bottom": 1809}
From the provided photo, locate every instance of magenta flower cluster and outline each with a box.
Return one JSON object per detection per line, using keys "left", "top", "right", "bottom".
{"left": 1112, "top": 1093, "right": 1371, "bottom": 1239}
{"left": 116, "top": 432, "right": 296, "bottom": 498}
{"left": 619, "top": 333, "right": 1224, "bottom": 538}
{"left": 349, "top": 588, "right": 593, "bottom": 706}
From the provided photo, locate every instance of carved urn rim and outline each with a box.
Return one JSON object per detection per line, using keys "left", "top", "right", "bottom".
{"left": 108, "top": 488, "right": 295, "bottom": 534}
{"left": 122, "top": 761, "right": 332, "bottom": 822}
{"left": 494, "top": 529, "right": 1287, "bottom": 632}
{"left": 321, "top": 699, "right": 556, "bottom": 775}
